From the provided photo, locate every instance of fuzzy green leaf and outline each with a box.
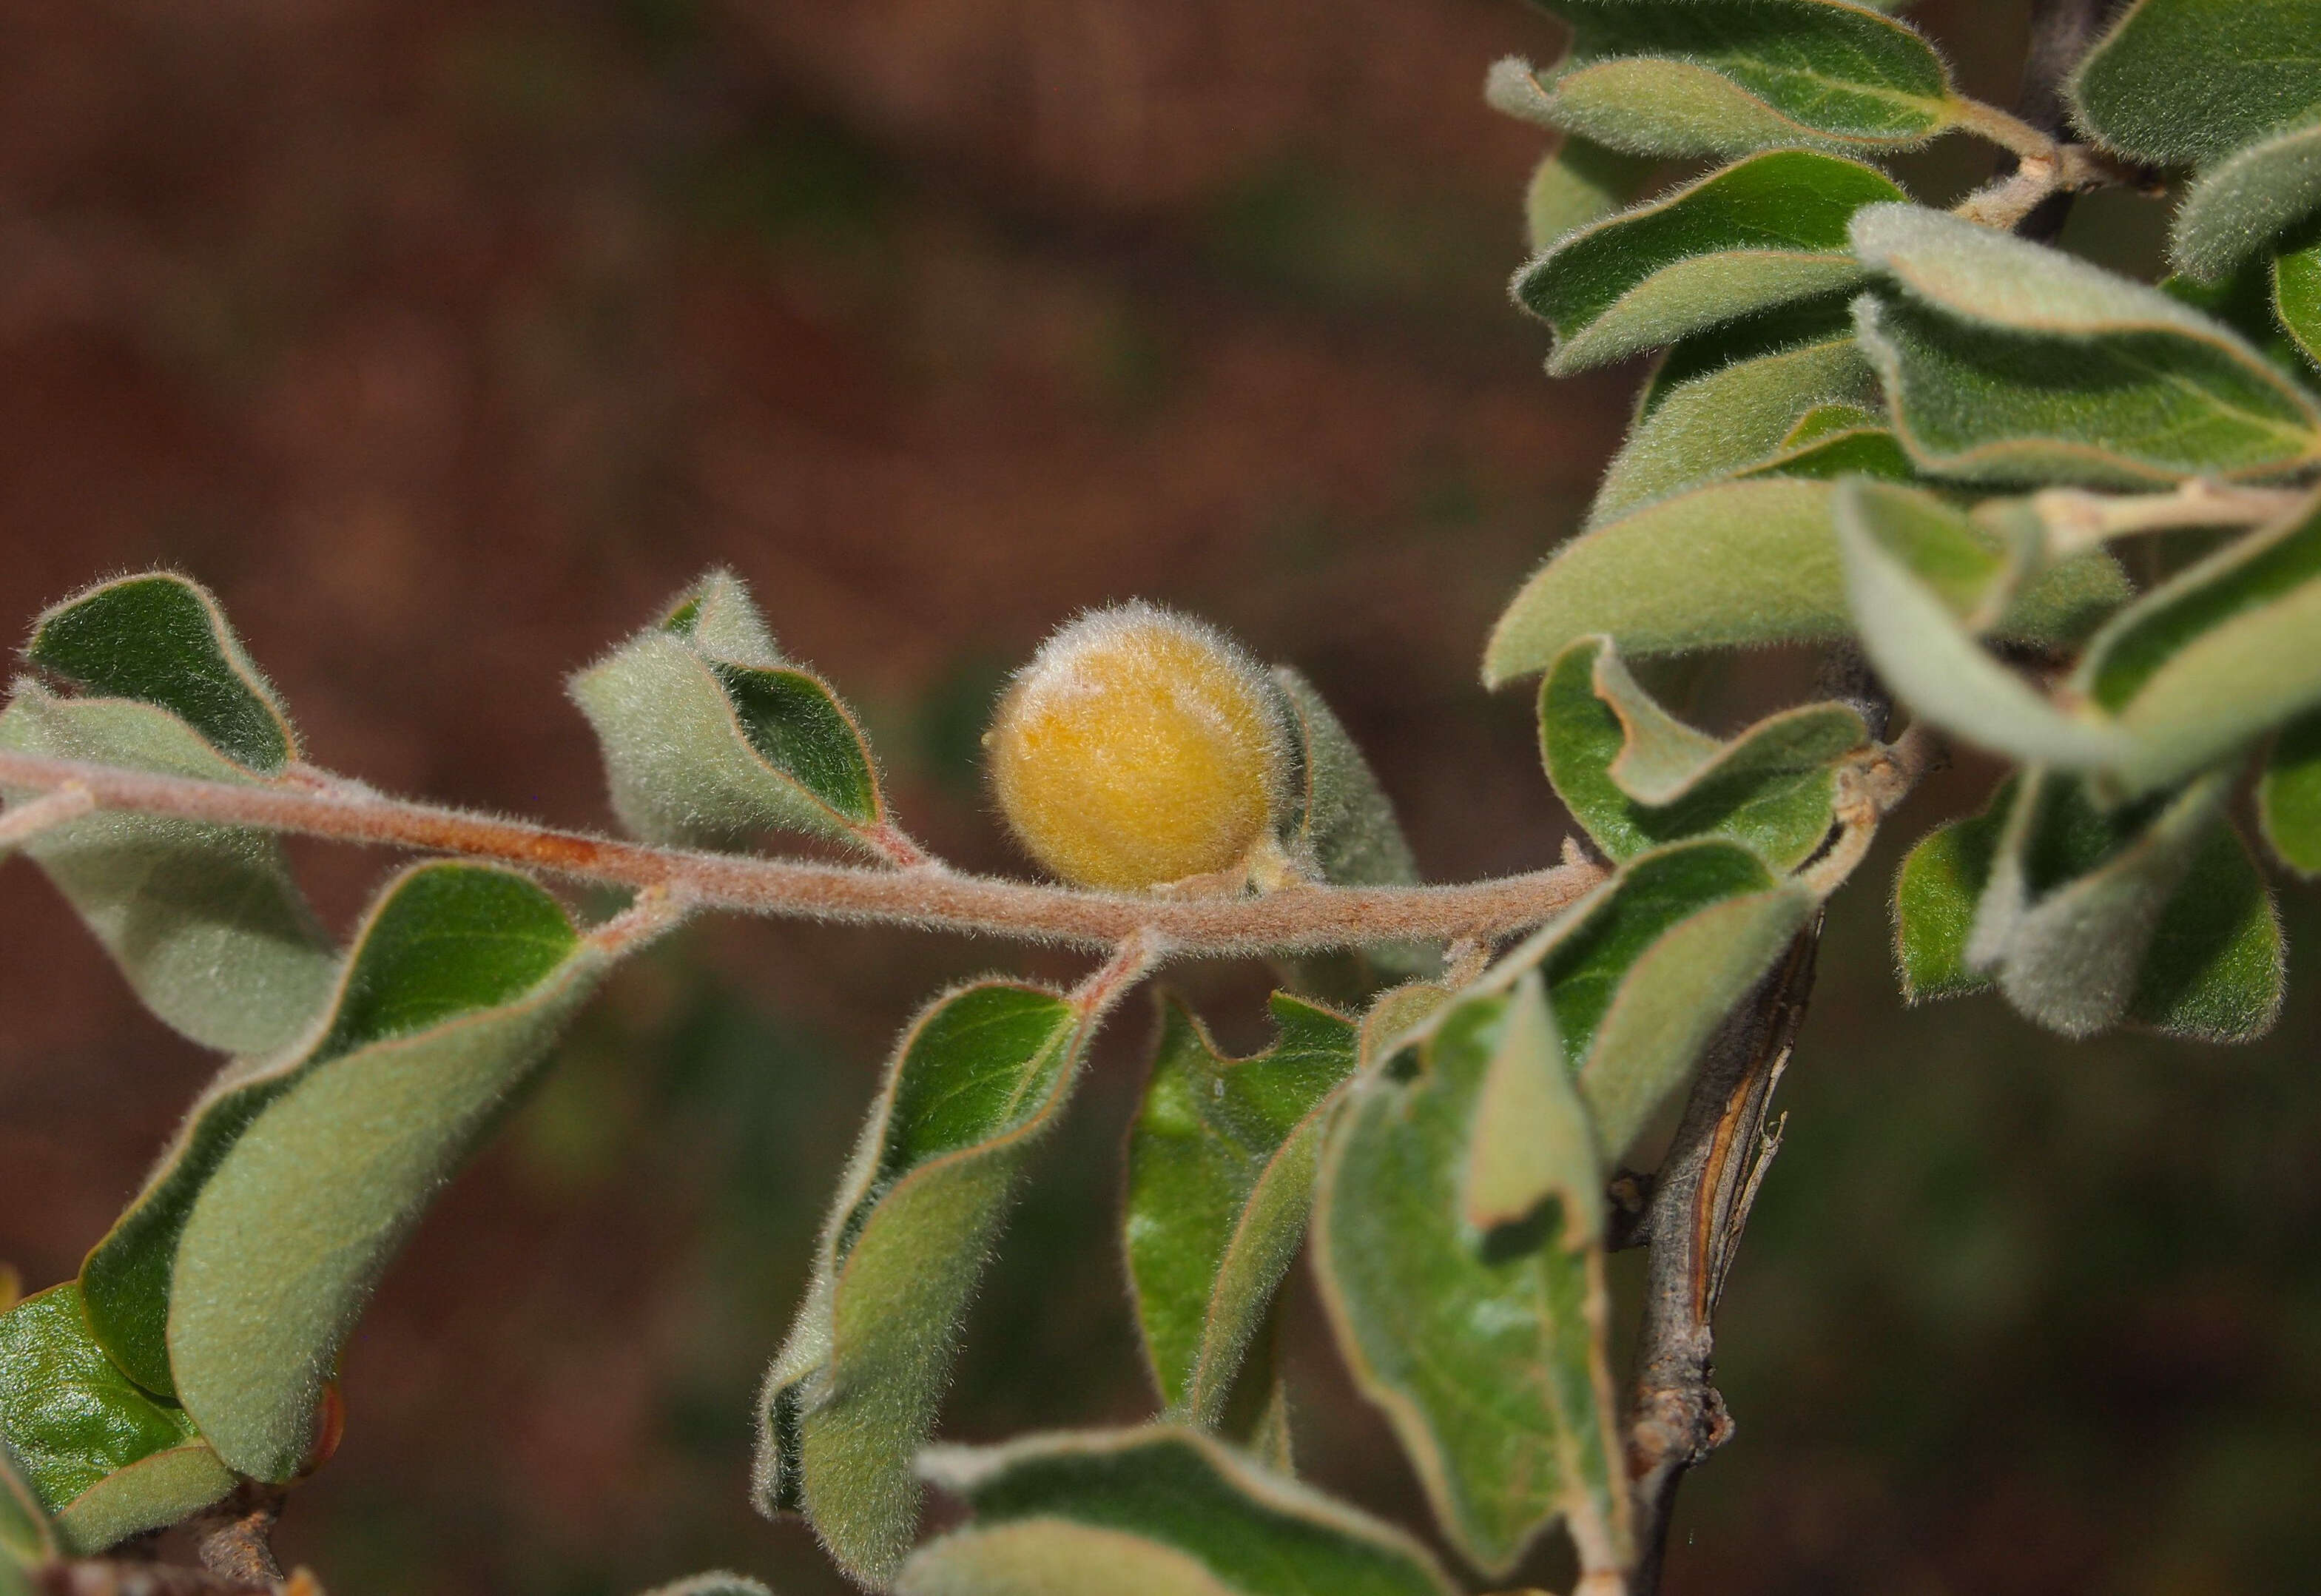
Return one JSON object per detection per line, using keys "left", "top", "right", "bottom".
{"left": 1836, "top": 479, "right": 2142, "bottom": 769}
{"left": 633, "top": 1575, "right": 775, "bottom": 1596}
{"left": 0, "top": 1441, "right": 54, "bottom": 1572}
{"left": 1313, "top": 984, "right": 1628, "bottom": 1580}
{"left": 755, "top": 981, "right": 1108, "bottom": 1586}
{"left": 1521, "top": 843, "right": 1814, "bottom": 1157}
{"left": 1515, "top": 151, "right": 1903, "bottom": 373}
{"left": 1485, "top": 477, "right": 2120, "bottom": 681}
{"left": 1125, "top": 994, "right": 1358, "bottom": 1427}
{"left": 1968, "top": 771, "right": 2283, "bottom": 1040}
{"left": 2068, "top": 0, "right": 2321, "bottom": 168}
{"left": 1591, "top": 332, "right": 1876, "bottom": 522}
{"left": 1489, "top": 479, "right": 1847, "bottom": 679}
{"left": 0, "top": 1284, "right": 233, "bottom": 1553}
{"left": 2172, "top": 115, "right": 2321, "bottom": 281}
{"left": 571, "top": 571, "right": 886, "bottom": 852}
{"left": 2278, "top": 234, "right": 2321, "bottom": 366}
{"left": 1892, "top": 799, "right": 2005, "bottom": 1003}
{"left": 1521, "top": 0, "right": 1955, "bottom": 157}
{"left": 2260, "top": 710, "right": 2321, "bottom": 875}
{"left": 2076, "top": 488, "right": 2321, "bottom": 793}
{"left": 1540, "top": 637, "right": 1864, "bottom": 871}
{"left": 1849, "top": 204, "right": 2321, "bottom": 483}
{"left": 1518, "top": 134, "right": 1660, "bottom": 256}
{"left": 1268, "top": 669, "right": 1418, "bottom": 889}
{"left": 1637, "top": 291, "right": 1862, "bottom": 417}
{"left": 24, "top": 573, "right": 298, "bottom": 775}
{"left": 1458, "top": 972, "right": 1602, "bottom": 1242}
{"left": 81, "top": 863, "right": 619, "bottom": 1480}
{"left": 0, "top": 688, "right": 335, "bottom": 1054}
{"left": 902, "top": 1427, "right": 1458, "bottom": 1596}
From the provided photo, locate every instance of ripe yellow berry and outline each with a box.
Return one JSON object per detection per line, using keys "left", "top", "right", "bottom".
{"left": 986, "top": 604, "right": 1287, "bottom": 892}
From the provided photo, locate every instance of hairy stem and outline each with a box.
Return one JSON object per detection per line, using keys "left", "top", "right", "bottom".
{"left": 2032, "top": 481, "right": 2312, "bottom": 554}
{"left": 0, "top": 749, "right": 1604, "bottom": 954}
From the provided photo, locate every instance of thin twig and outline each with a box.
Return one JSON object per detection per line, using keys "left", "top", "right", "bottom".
{"left": 2030, "top": 481, "right": 2311, "bottom": 555}
{"left": 0, "top": 749, "right": 1605, "bottom": 954}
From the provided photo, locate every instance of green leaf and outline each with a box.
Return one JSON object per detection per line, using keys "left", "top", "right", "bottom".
{"left": 2129, "top": 821, "right": 2285, "bottom": 1042}
{"left": 2172, "top": 115, "right": 2321, "bottom": 281}
{"left": 1312, "top": 982, "right": 1628, "bottom": 1580}
{"left": 2076, "top": 488, "right": 2321, "bottom": 793}
{"left": 755, "top": 981, "right": 1109, "bottom": 1586}
{"left": 1267, "top": 669, "right": 1418, "bottom": 888}
{"left": 0, "top": 1284, "right": 233, "bottom": 1553}
{"left": 81, "top": 862, "right": 620, "bottom": 1480}
{"left": 1836, "top": 479, "right": 2142, "bottom": 770}
{"left": 1539, "top": 636, "right": 1865, "bottom": 871}
{"left": 1849, "top": 204, "right": 2321, "bottom": 484}
{"left": 1522, "top": 0, "right": 1955, "bottom": 157}
{"left": 633, "top": 1575, "right": 775, "bottom": 1596}
{"left": 1591, "top": 331, "right": 1875, "bottom": 522}
{"left": 2278, "top": 233, "right": 2321, "bottom": 366}
{"left": 1967, "top": 770, "right": 2282, "bottom": 1040}
{"left": 1894, "top": 777, "right": 2282, "bottom": 1038}
{"left": 570, "top": 570, "right": 886, "bottom": 852}
{"left": 1538, "top": 847, "right": 1813, "bottom": 1159}
{"left": 1489, "top": 479, "right": 1846, "bottom": 679}
{"left": 0, "top": 1441, "right": 54, "bottom": 1572}
{"left": 1891, "top": 798, "right": 2006, "bottom": 1003}
{"left": 1125, "top": 994, "right": 1358, "bottom": 1428}
{"left": 1515, "top": 151, "right": 1903, "bottom": 373}
{"left": 0, "top": 687, "right": 336, "bottom": 1054}
{"left": 2160, "top": 255, "right": 2320, "bottom": 383}
{"left": 902, "top": 1427, "right": 1458, "bottom": 1596}
{"left": 1484, "top": 476, "right": 2122, "bottom": 681}
{"left": 2068, "top": 0, "right": 2321, "bottom": 168}
{"left": 1459, "top": 972, "right": 1601, "bottom": 1240}
{"left": 24, "top": 573, "right": 297, "bottom": 775}
{"left": 1520, "top": 133, "right": 1660, "bottom": 256}
{"left": 1637, "top": 291, "right": 1861, "bottom": 417}
{"left": 2259, "top": 710, "right": 2321, "bottom": 875}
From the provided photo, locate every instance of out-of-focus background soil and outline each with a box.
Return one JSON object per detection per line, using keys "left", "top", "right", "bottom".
{"left": 1, "top": 1, "right": 2317, "bottom": 1592}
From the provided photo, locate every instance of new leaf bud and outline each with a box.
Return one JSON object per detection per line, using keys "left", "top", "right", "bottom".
{"left": 986, "top": 603, "right": 1288, "bottom": 891}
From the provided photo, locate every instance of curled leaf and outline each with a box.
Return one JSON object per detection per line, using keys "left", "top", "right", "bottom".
{"left": 1540, "top": 635, "right": 1867, "bottom": 872}
{"left": 754, "top": 981, "right": 1111, "bottom": 1586}
{"left": 1849, "top": 205, "right": 2321, "bottom": 484}
{"left": 904, "top": 1427, "right": 1458, "bottom": 1596}
{"left": 81, "top": 863, "right": 627, "bottom": 1481}
{"left": 2171, "top": 115, "right": 2321, "bottom": 281}
{"left": 2259, "top": 710, "right": 2321, "bottom": 875}
{"left": 0, "top": 1284, "right": 232, "bottom": 1553}
{"left": 1523, "top": 0, "right": 1956, "bottom": 158}
{"left": 571, "top": 570, "right": 887, "bottom": 852}
{"left": 2, "top": 573, "right": 334, "bottom": 1054}
{"left": 1313, "top": 980, "right": 1628, "bottom": 1580}
{"left": 1515, "top": 151, "right": 1903, "bottom": 373}
{"left": 2068, "top": 0, "right": 2321, "bottom": 167}
{"left": 24, "top": 573, "right": 298, "bottom": 775}
{"left": 1125, "top": 995, "right": 1358, "bottom": 1428}
{"left": 1836, "top": 479, "right": 2140, "bottom": 770}
{"left": 1966, "top": 771, "right": 2283, "bottom": 1040}
{"left": 2075, "top": 487, "right": 2321, "bottom": 794}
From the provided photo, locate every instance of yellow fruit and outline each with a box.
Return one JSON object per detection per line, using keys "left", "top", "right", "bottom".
{"left": 987, "top": 604, "right": 1287, "bottom": 891}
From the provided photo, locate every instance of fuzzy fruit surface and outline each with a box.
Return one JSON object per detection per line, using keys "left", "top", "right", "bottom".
{"left": 988, "top": 605, "right": 1285, "bottom": 891}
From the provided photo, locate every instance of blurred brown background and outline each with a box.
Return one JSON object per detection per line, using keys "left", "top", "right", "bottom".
{"left": 1, "top": 1, "right": 2316, "bottom": 1592}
